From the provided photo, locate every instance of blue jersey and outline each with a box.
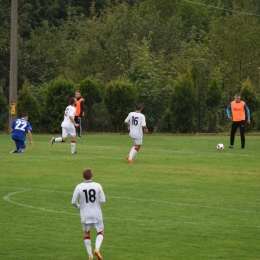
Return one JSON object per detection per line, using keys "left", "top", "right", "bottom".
{"left": 11, "top": 118, "right": 32, "bottom": 141}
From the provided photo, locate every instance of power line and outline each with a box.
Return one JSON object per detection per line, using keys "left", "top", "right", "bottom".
{"left": 182, "top": 0, "right": 260, "bottom": 17}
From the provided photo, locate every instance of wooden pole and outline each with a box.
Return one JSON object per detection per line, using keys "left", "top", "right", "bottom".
{"left": 9, "top": 0, "right": 18, "bottom": 129}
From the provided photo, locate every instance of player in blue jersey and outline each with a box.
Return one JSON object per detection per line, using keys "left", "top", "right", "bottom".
{"left": 10, "top": 113, "right": 34, "bottom": 153}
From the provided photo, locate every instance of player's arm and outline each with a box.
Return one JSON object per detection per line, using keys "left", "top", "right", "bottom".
{"left": 71, "top": 188, "right": 80, "bottom": 209}
{"left": 27, "top": 130, "right": 34, "bottom": 146}
{"left": 99, "top": 186, "right": 106, "bottom": 204}
{"left": 69, "top": 115, "right": 79, "bottom": 127}
{"left": 124, "top": 114, "right": 130, "bottom": 130}
{"left": 226, "top": 104, "right": 232, "bottom": 120}
{"left": 245, "top": 104, "right": 250, "bottom": 123}
{"left": 79, "top": 100, "right": 85, "bottom": 117}
{"left": 142, "top": 116, "right": 148, "bottom": 133}
{"left": 142, "top": 125, "right": 148, "bottom": 133}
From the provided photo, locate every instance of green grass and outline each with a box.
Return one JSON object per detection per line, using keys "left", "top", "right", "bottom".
{"left": 0, "top": 133, "right": 259, "bottom": 260}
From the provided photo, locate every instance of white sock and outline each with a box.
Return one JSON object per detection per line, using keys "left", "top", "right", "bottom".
{"left": 55, "top": 137, "right": 62, "bottom": 142}
{"left": 71, "top": 142, "right": 76, "bottom": 153}
{"left": 84, "top": 237, "right": 93, "bottom": 258}
{"left": 95, "top": 234, "right": 104, "bottom": 251}
{"left": 129, "top": 146, "right": 138, "bottom": 160}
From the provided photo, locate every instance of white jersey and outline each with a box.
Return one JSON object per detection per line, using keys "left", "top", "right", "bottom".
{"left": 71, "top": 181, "right": 105, "bottom": 224}
{"left": 61, "top": 105, "right": 76, "bottom": 128}
{"left": 125, "top": 111, "right": 146, "bottom": 138}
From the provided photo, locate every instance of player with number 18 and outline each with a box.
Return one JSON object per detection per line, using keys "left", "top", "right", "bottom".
{"left": 71, "top": 168, "right": 106, "bottom": 260}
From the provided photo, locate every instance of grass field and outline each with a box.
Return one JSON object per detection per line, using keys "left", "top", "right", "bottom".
{"left": 1, "top": 133, "right": 259, "bottom": 260}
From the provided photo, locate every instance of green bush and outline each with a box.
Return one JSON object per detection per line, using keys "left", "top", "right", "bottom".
{"left": 79, "top": 77, "right": 102, "bottom": 132}
{"left": 43, "top": 76, "right": 76, "bottom": 133}
{"left": 0, "top": 90, "right": 8, "bottom": 132}
{"left": 17, "top": 81, "right": 42, "bottom": 133}
{"left": 104, "top": 79, "right": 138, "bottom": 132}
{"left": 169, "top": 74, "right": 198, "bottom": 133}
{"left": 205, "top": 79, "right": 222, "bottom": 132}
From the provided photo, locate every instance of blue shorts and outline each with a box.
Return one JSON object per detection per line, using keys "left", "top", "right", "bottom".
{"left": 12, "top": 137, "right": 26, "bottom": 149}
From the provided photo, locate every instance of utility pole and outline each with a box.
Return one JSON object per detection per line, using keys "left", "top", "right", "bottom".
{"left": 9, "top": 0, "right": 18, "bottom": 129}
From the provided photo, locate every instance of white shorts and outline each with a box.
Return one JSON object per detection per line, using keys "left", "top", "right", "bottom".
{"left": 62, "top": 126, "right": 76, "bottom": 138}
{"left": 82, "top": 220, "right": 104, "bottom": 233}
{"left": 131, "top": 137, "right": 143, "bottom": 145}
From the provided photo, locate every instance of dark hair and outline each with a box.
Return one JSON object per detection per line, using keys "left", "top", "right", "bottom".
{"left": 83, "top": 168, "right": 93, "bottom": 180}
{"left": 135, "top": 103, "right": 142, "bottom": 111}
{"left": 22, "top": 113, "right": 28, "bottom": 117}
{"left": 75, "top": 90, "right": 81, "bottom": 94}
{"left": 70, "top": 98, "right": 76, "bottom": 105}
{"left": 235, "top": 93, "right": 241, "bottom": 97}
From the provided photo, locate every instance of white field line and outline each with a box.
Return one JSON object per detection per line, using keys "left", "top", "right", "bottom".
{"left": 3, "top": 188, "right": 260, "bottom": 228}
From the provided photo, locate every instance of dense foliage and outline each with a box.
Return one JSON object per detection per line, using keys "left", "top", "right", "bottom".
{"left": 104, "top": 79, "right": 137, "bottom": 132}
{"left": 1, "top": 0, "right": 260, "bottom": 133}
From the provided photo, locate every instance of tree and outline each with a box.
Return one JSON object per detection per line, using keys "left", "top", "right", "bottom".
{"left": 79, "top": 77, "right": 102, "bottom": 132}
{"left": 43, "top": 76, "right": 76, "bottom": 133}
{"left": 205, "top": 79, "right": 222, "bottom": 132}
{"left": 169, "top": 74, "right": 198, "bottom": 133}
{"left": 0, "top": 90, "right": 8, "bottom": 131}
{"left": 104, "top": 79, "right": 137, "bottom": 132}
{"left": 240, "top": 78, "right": 259, "bottom": 131}
{"left": 17, "top": 81, "right": 42, "bottom": 133}
{"left": 128, "top": 37, "right": 173, "bottom": 132}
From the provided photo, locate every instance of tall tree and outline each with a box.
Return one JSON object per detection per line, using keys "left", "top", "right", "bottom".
{"left": 169, "top": 74, "right": 198, "bottom": 133}
{"left": 205, "top": 79, "right": 222, "bottom": 132}
{"left": 79, "top": 77, "right": 102, "bottom": 132}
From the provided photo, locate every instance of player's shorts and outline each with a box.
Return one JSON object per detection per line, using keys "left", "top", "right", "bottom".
{"left": 12, "top": 137, "right": 26, "bottom": 148}
{"left": 62, "top": 126, "right": 76, "bottom": 138}
{"left": 82, "top": 220, "right": 104, "bottom": 233}
{"left": 131, "top": 137, "right": 143, "bottom": 145}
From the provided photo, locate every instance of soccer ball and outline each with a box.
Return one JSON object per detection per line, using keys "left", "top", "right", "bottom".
{"left": 217, "top": 143, "right": 224, "bottom": 150}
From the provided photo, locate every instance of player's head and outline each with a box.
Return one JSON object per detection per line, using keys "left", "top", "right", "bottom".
{"left": 135, "top": 103, "right": 142, "bottom": 111}
{"left": 235, "top": 93, "right": 241, "bottom": 102}
{"left": 75, "top": 90, "right": 81, "bottom": 99}
{"left": 83, "top": 168, "right": 93, "bottom": 180}
{"left": 70, "top": 98, "right": 76, "bottom": 105}
{"left": 22, "top": 113, "right": 29, "bottom": 119}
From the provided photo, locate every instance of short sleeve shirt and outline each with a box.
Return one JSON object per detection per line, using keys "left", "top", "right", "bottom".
{"left": 125, "top": 112, "right": 146, "bottom": 138}
{"left": 11, "top": 118, "right": 32, "bottom": 140}
{"left": 61, "top": 105, "right": 76, "bottom": 128}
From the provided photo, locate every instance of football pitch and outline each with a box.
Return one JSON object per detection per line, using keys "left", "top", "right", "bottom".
{"left": 1, "top": 134, "right": 259, "bottom": 260}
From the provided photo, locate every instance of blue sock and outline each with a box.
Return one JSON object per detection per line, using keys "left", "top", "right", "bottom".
{"left": 17, "top": 149, "right": 23, "bottom": 153}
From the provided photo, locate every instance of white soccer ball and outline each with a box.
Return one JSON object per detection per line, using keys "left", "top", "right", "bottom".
{"left": 217, "top": 143, "right": 224, "bottom": 150}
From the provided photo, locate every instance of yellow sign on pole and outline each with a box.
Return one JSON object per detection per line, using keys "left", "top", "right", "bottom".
{"left": 10, "top": 102, "right": 16, "bottom": 115}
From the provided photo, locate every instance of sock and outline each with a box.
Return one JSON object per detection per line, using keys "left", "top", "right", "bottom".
{"left": 54, "top": 137, "right": 63, "bottom": 142}
{"left": 129, "top": 146, "right": 139, "bottom": 160}
{"left": 71, "top": 140, "right": 76, "bottom": 153}
{"left": 17, "top": 149, "right": 24, "bottom": 153}
{"left": 95, "top": 233, "right": 104, "bottom": 251}
{"left": 84, "top": 235, "right": 93, "bottom": 258}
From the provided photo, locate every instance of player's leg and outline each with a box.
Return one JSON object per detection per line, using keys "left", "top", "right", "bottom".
{"left": 82, "top": 224, "right": 93, "bottom": 260}
{"left": 78, "top": 117, "right": 82, "bottom": 138}
{"left": 17, "top": 139, "right": 26, "bottom": 153}
{"left": 93, "top": 221, "right": 104, "bottom": 260}
{"left": 229, "top": 122, "right": 238, "bottom": 148}
{"left": 11, "top": 139, "right": 25, "bottom": 153}
{"left": 127, "top": 138, "right": 142, "bottom": 162}
{"left": 239, "top": 120, "right": 245, "bottom": 148}
{"left": 10, "top": 138, "right": 19, "bottom": 153}
{"left": 49, "top": 128, "right": 68, "bottom": 146}
{"left": 68, "top": 126, "right": 77, "bottom": 154}
{"left": 74, "top": 116, "right": 80, "bottom": 137}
